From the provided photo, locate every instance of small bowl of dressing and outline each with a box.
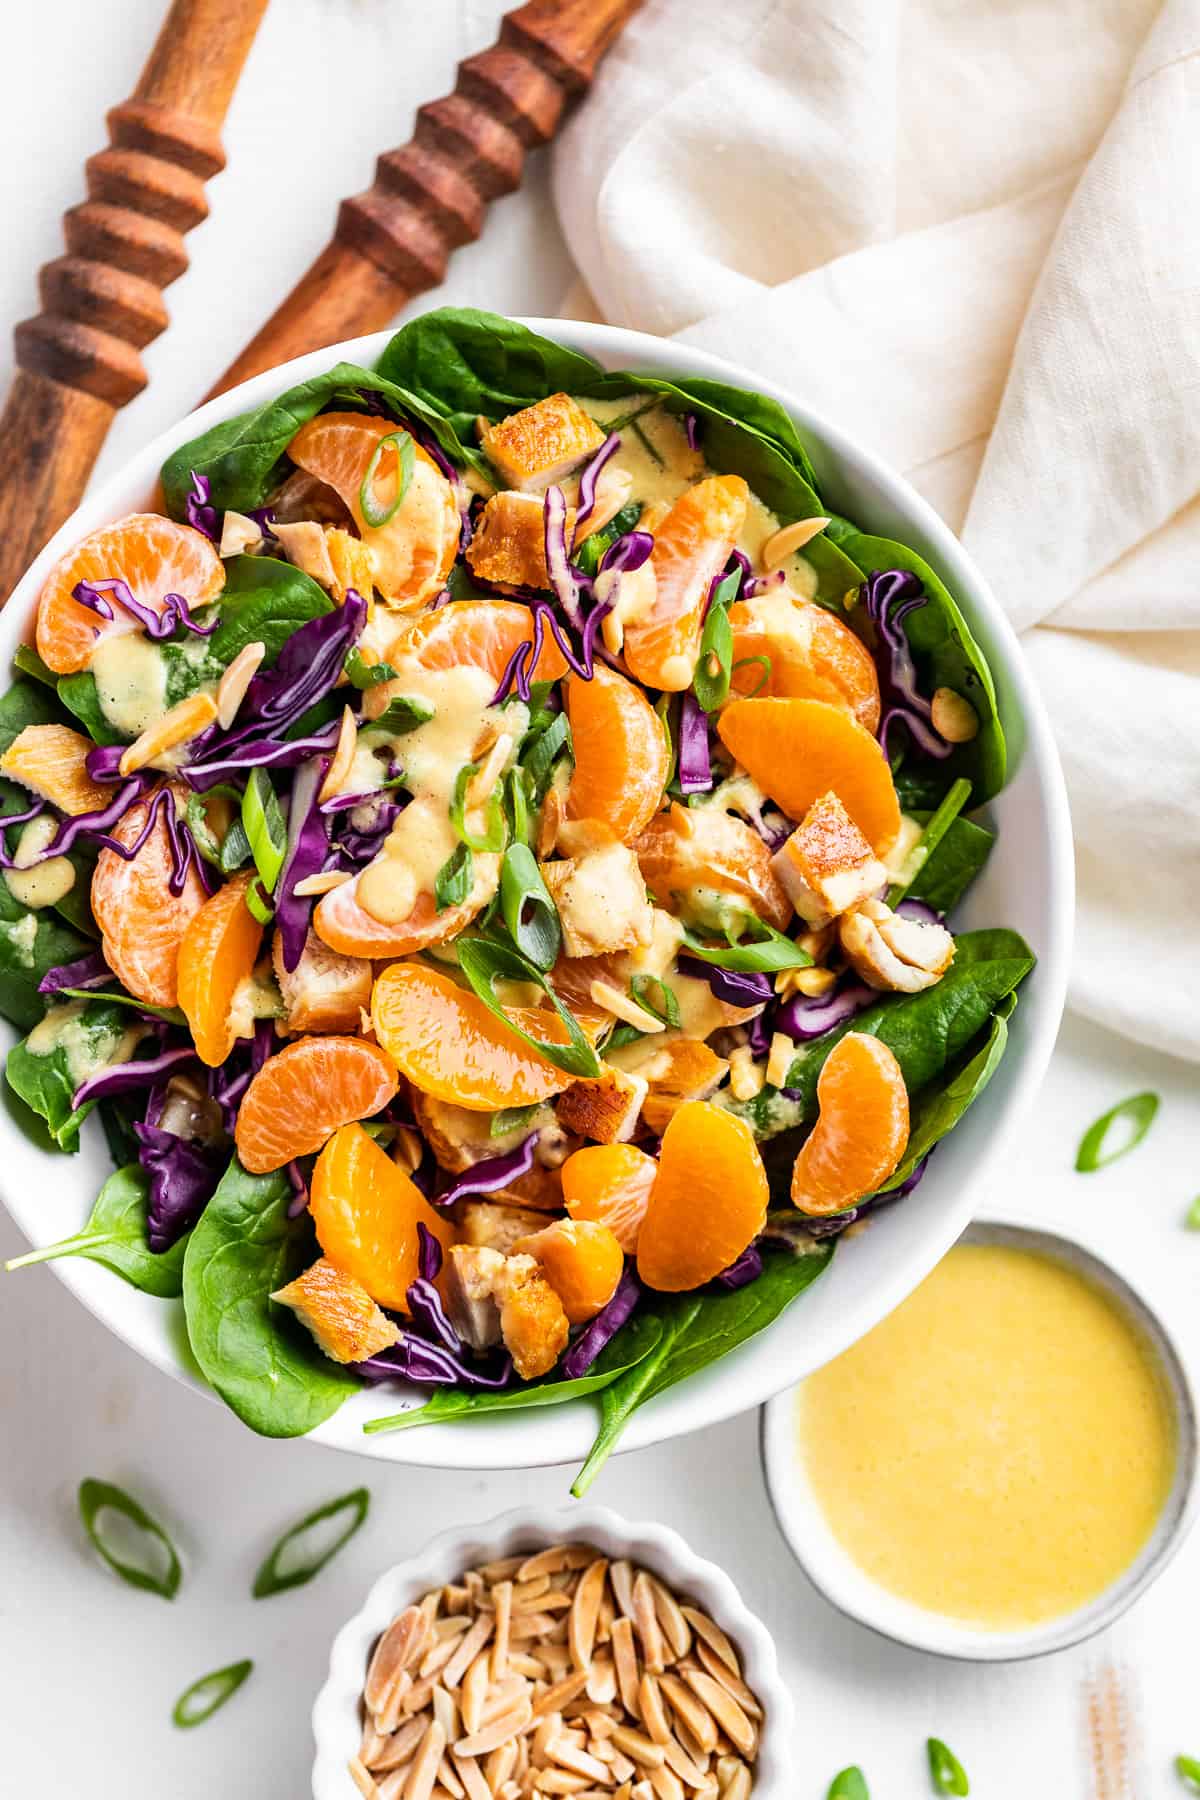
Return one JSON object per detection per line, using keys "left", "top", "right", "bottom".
{"left": 761, "top": 1218, "right": 1198, "bottom": 1660}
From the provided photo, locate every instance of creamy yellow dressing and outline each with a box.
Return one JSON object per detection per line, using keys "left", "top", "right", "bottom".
{"left": 798, "top": 1244, "right": 1176, "bottom": 1628}
{"left": 356, "top": 665, "right": 521, "bottom": 924}
{"left": 90, "top": 633, "right": 170, "bottom": 739}
{"left": 26, "top": 1000, "right": 142, "bottom": 1087}
{"left": 4, "top": 815, "right": 76, "bottom": 909}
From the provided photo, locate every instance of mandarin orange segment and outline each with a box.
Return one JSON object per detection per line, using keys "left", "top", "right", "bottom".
{"left": 633, "top": 803, "right": 792, "bottom": 932}
{"left": 286, "top": 412, "right": 459, "bottom": 607}
{"left": 562, "top": 1143, "right": 658, "bottom": 1253}
{"left": 624, "top": 476, "right": 749, "bottom": 692}
{"left": 728, "top": 591, "right": 881, "bottom": 731}
{"left": 309, "top": 1122, "right": 453, "bottom": 1312}
{"left": 636, "top": 1101, "right": 768, "bottom": 1292}
{"left": 312, "top": 857, "right": 498, "bottom": 959}
{"left": 565, "top": 664, "right": 670, "bottom": 841}
{"left": 234, "top": 1035, "right": 400, "bottom": 1174}
{"left": 371, "top": 962, "right": 577, "bottom": 1111}
{"left": 177, "top": 873, "right": 264, "bottom": 1068}
{"left": 35, "top": 513, "right": 223, "bottom": 674}
{"left": 717, "top": 696, "right": 901, "bottom": 850}
{"left": 373, "top": 598, "right": 569, "bottom": 700}
{"left": 90, "top": 784, "right": 207, "bottom": 1007}
{"left": 0, "top": 722, "right": 111, "bottom": 815}
{"left": 789, "top": 1032, "right": 909, "bottom": 1216}
{"left": 514, "top": 1218, "right": 625, "bottom": 1324}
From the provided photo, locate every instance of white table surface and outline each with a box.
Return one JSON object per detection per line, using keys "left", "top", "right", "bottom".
{"left": 2, "top": 4, "right": 1198, "bottom": 1795}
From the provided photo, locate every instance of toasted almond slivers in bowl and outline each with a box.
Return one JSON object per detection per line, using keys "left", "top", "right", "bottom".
{"left": 353, "top": 1548, "right": 765, "bottom": 1796}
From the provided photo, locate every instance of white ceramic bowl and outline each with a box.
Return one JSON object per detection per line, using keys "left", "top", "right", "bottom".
{"left": 311, "top": 1503, "right": 791, "bottom": 1799}
{"left": 761, "top": 1217, "right": 1200, "bottom": 1661}
{"left": 0, "top": 318, "right": 1074, "bottom": 1468}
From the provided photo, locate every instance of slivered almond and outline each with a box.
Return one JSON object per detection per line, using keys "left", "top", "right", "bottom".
{"left": 718, "top": 1763, "right": 750, "bottom": 1800}
{"left": 366, "top": 1608, "right": 428, "bottom": 1712}
{"left": 546, "top": 1739, "right": 610, "bottom": 1783}
{"left": 485, "top": 1741, "right": 518, "bottom": 1794}
{"left": 638, "top": 1674, "right": 671, "bottom": 1747}
{"left": 318, "top": 705, "right": 358, "bottom": 803}
{"left": 533, "top": 1713, "right": 564, "bottom": 1765}
{"left": 648, "top": 1766, "right": 685, "bottom": 1800}
{"left": 512, "top": 1611, "right": 561, "bottom": 1640}
{"left": 403, "top": 1679, "right": 438, "bottom": 1718}
{"left": 519, "top": 1545, "right": 597, "bottom": 1583}
{"left": 569, "top": 1559, "right": 609, "bottom": 1671}
{"left": 118, "top": 690, "right": 217, "bottom": 776}
{"left": 610, "top": 1728, "right": 665, "bottom": 1769}
{"left": 588, "top": 980, "right": 665, "bottom": 1035}
{"left": 422, "top": 1635, "right": 466, "bottom": 1681}
{"left": 361, "top": 1723, "right": 390, "bottom": 1765}
{"left": 450, "top": 1755, "right": 491, "bottom": 1800}
{"left": 479, "top": 1555, "right": 526, "bottom": 1583}
{"left": 374, "top": 1669, "right": 414, "bottom": 1735}
{"left": 491, "top": 1579, "right": 513, "bottom": 1681}
{"left": 370, "top": 1716, "right": 430, "bottom": 1773}
{"left": 761, "top": 516, "right": 830, "bottom": 568}
{"left": 376, "top": 1767, "right": 412, "bottom": 1800}
{"left": 609, "top": 1563, "right": 635, "bottom": 1621}
{"left": 468, "top": 734, "right": 514, "bottom": 812}
{"left": 482, "top": 1678, "right": 532, "bottom": 1727}
{"left": 292, "top": 868, "right": 351, "bottom": 897}
{"left": 349, "top": 1755, "right": 381, "bottom": 1798}
{"left": 665, "top": 1726, "right": 709, "bottom": 1784}
{"left": 460, "top": 1650, "right": 492, "bottom": 1736}
{"left": 693, "top": 1644, "right": 762, "bottom": 1720}
{"left": 432, "top": 1687, "right": 460, "bottom": 1743}
{"left": 406, "top": 1720, "right": 448, "bottom": 1800}
{"left": 443, "top": 1615, "right": 495, "bottom": 1689}
{"left": 678, "top": 1611, "right": 740, "bottom": 1678}
{"left": 630, "top": 1575, "right": 664, "bottom": 1674}
{"left": 610, "top": 1618, "right": 641, "bottom": 1721}
{"left": 438, "top": 1755, "right": 467, "bottom": 1799}
{"left": 680, "top": 1673, "right": 755, "bottom": 1759}
{"left": 646, "top": 1578, "right": 691, "bottom": 1662}
{"left": 586, "top": 1654, "right": 617, "bottom": 1705}
{"left": 509, "top": 1652, "right": 546, "bottom": 1681}
{"left": 215, "top": 640, "right": 265, "bottom": 729}
{"left": 531, "top": 1671, "right": 590, "bottom": 1718}
{"left": 509, "top": 1575, "right": 550, "bottom": 1607}
{"left": 657, "top": 1675, "right": 716, "bottom": 1754}
{"left": 610, "top": 1753, "right": 637, "bottom": 1785}
{"left": 454, "top": 1699, "right": 534, "bottom": 1759}
{"left": 533, "top": 1774, "right": 593, "bottom": 1795}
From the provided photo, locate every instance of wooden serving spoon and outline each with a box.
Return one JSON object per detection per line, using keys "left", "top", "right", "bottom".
{"left": 0, "top": 0, "right": 269, "bottom": 604}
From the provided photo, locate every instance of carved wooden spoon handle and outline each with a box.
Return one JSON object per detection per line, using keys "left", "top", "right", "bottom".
{"left": 0, "top": 0, "right": 269, "bottom": 604}
{"left": 209, "top": 0, "right": 642, "bottom": 398}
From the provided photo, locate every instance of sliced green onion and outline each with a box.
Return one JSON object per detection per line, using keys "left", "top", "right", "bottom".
{"left": 245, "top": 876, "right": 274, "bottom": 926}
{"left": 524, "top": 712, "right": 572, "bottom": 800}
{"left": 887, "top": 777, "right": 973, "bottom": 905}
{"left": 78, "top": 1478, "right": 182, "bottom": 1599}
{"left": 218, "top": 814, "right": 252, "bottom": 874}
{"left": 629, "top": 973, "right": 680, "bottom": 1028}
{"left": 252, "top": 1487, "right": 369, "bottom": 1598}
{"left": 457, "top": 936, "right": 600, "bottom": 1079}
{"left": 57, "top": 988, "right": 186, "bottom": 1028}
{"left": 1075, "top": 1092, "right": 1160, "bottom": 1172}
{"left": 927, "top": 1738, "right": 969, "bottom": 1795}
{"left": 500, "top": 842, "right": 561, "bottom": 970}
{"left": 693, "top": 589, "right": 735, "bottom": 713}
{"left": 655, "top": 694, "right": 677, "bottom": 789}
{"left": 1186, "top": 1197, "right": 1200, "bottom": 1230}
{"left": 450, "top": 763, "right": 508, "bottom": 854}
{"left": 606, "top": 1022, "right": 645, "bottom": 1051}
{"left": 369, "top": 694, "right": 436, "bottom": 736}
{"left": 631, "top": 417, "right": 665, "bottom": 469}
{"left": 359, "top": 429, "right": 415, "bottom": 529}
{"left": 827, "top": 1770, "right": 869, "bottom": 1800}
{"left": 1176, "top": 1753, "right": 1200, "bottom": 1789}
{"left": 241, "top": 768, "right": 287, "bottom": 893}
{"left": 344, "top": 649, "right": 399, "bottom": 689}
{"left": 491, "top": 1102, "right": 541, "bottom": 1138}
{"left": 731, "top": 654, "right": 772, "bottom": 698}
{"left": 185, "top": 792, "right": 225, "bottom": 868}
{"left": 506, "top": 766, "right": 533, "bottom": 849}
{"left": 172, "top": 1659, "right": 253, "bottom": 1728}
{"left": 435, "top": 844, "right": 473, "bottom": 912}
{"left": 681, "top": 921, "right": 812, "bottom": 973}
{"left": 574, "top": 500, "right": 644, "bottom": 577}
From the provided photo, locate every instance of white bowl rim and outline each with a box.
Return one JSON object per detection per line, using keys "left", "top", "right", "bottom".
{"left": 0, "top": 315, "right": 1074, "bottom": 1469}
{"left": 310, "top": 1502, "right": 794, "bottom": 1799}
{"left": 760, "top": 1213, "right": 1200, "bottom": 1662}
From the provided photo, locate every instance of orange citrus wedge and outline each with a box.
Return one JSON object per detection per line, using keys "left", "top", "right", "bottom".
{"left": 718, "top": 696, "right": 901, "bottom": 849}
{"left": 790, "top": 1031, "right": 909, "bottom": 1215}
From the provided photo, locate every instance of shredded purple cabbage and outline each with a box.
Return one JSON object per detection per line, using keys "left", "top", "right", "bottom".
{"left": 862, "top": 570, "right": 953, "bottom": 762}
{"left": 561, "top": 1269, "right": 641, "bottom": 1379}
{"left": 333, "top": 796, "right": 401, "bottom": 867}
{"left": 684, "top": 414, "right": 698, "bottom": 452}
{"left": 134, "top": 1119, "right": 220, "bottom": 1251}
{"left": 573, "top": 433, "right": 620, "bottom": 537}
{"left": 677, "top": 692, "right": 713, "bottom": 793}
{"left": 73, "top": 1044, "right": 197, "bottom": 1110}
{"left": 38, "top": 950, "right": 112, "bottom": 996}
{"left": 542, "top": 486, "right": 585, "bottom": 631}
{"left": 73, "top": 578, "right": 217, "bottom": 640}
{"left": 741, "top": 569, "right": 786, "bottom": 599}
{"left": 716, "top": 1245, "right": 763, "bottom": 1290}
{"left": 746, "top": 1008, "right": 773, "bottom": 1057}
{"left": 676, "top": 953, "right": 772, "bottom": 1008}
{"left": 725, "top": 548, "right": 752, "bottom": 595}
{"left": 434, "top": 1133, "right": 540, "bottom": 1207}
{"left": 896, "top": 896, "right": 946, "bottom": 926}
{"left": 405, "top": 1224, "right": 462, "bottom": 1353}
{"left": 776, "top": 978, "right": 875, "bottom": 1043}
{"left": 183, "top": 722, "right": 341, "bottom": 791}
{"left": 599, "top": 529, "right": 653, "bottom": 576}
{"left": 183, "top": 470, "right": 220, "bottom": 541}
{"left": 491, "top": 596, "right": 608, "bottom": 704}
{"left": 355, "top": 1337, "right": 513, "bottom": 1389}
{"left": 274, "top": 758, "right": 331, "bottom": 973}
{"left": 285, "top": 1159, "right": 309, "bottom": 1218}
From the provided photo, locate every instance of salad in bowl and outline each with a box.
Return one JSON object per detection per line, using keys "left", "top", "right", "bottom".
{"left": 1, "top": 310, "right": 1036, "bottom": 1488}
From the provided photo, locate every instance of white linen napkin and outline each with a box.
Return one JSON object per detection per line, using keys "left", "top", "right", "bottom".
{"left": 552, "top": 0, "right": 1200, "bottom": 1063}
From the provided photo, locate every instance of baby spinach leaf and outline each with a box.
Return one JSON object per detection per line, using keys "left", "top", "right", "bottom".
{"left": 56, "top": 672, "right": 126, "bottom": 745}
{"left": 12, "top": 645, "right": 58, "bottom": 689}
{"left": 182, "top": 1158, "right": 357, "bottom": 1438}
{"left": 828, "top": 527, "right": 1006, "bottom": 800}
{"left": 570, "top": 1244, "right": 834, "bottom": 1495}
{"left": 4, "top": 1163, "right": 187, "bottom": 1295}
{"left": 5, "top": 998, "right": 134, "bottom": 1151}
{"left": 78, "top": 1477, "right": 182, "bottom": 1599}
{"left": 879, "top": 993, "right": 1017, "bottom": 1192}
{"left": 252, "top": 1487, "right": 369, "bottom": 1597}
{"left": 782, "top": 928, "right": 1035, "bottom": 1116}
{"left": 904, "top": 814, "right": 995, "bottom": 916}
{"left": 209, "top": 556, "right": 333, "bottom": 667}
{"left": 365, "top": 1314, "right": 666, "bottom": 1436}
{"left": 0, "top": 887, "right": 91, "bottom": 1031}
{"left": 0, "top": 675, "right": 64, "bottom": 747}
{"left": 172, "top": 1659, "right": 253, "bottom": 1728}
{"left": 161, "top": 362, "right": 481, "bottom": 517}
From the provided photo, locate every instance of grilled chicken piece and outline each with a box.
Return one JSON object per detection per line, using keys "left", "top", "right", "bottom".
{"left": 540, "top": 842, "right": 654, "bottom": 958}
{"left": 478, "top": 393, "right": 606, "bottom": 492}
{"left": 272, "top": 1257, "right": 399, "bottom": 1363}
{"left": 607, "top": 1033, "right": 730, "bottom": 1136}
{"left": 273, "top": 928, "right": 372, "bottom": 1035}
{"left": 556, "top": 1063, "right": 648, "bottom": 1144}
{"left": 445, "top": 1246, "right": 569, "bottom": 1379}
{"left": 839, "top": 897, "right": 955, "bottom": 993}
{"left": 408, "top": 1089, "right": 571, "bottom": 1211}
{"left": 466, "top": 490, "right": 568, "bottom": 589}
{"left": 456, "top": 1200, "right": 550, "bottom": 1255}
{"left": 771, "top": 791, "right": 888, "bottom": 927}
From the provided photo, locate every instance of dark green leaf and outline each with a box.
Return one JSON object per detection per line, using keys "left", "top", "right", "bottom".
{"left": 365, "top": 1315, "right": 665, "bottom": 1435}
{"left": 500, "top": 843, "right": 560, "bottom": 970}
{"left": 1075, "top": 1091, "right": 1159, "bottom": 1173}
{"left": 12, "top": 644, "right": 58, "bottom": 688}
{"left": 209, "top": 555, "right": 333, "bottom": 667}
{"left": 252, "top": 1487, "right": 369, "bottom": 1597}
{"left": 887, "top": 777, "right": 972, "bottom": 905}
{"left": 172, "top": 1660, "right": 253, "bottom": 1728}
{"left": 629, "top": 974, "right": 680, "bottom": 1028}
{"left": 927, "top": 1738, "right": 969, "bottom": 1795}
{"left": 6, "top": 998, "right": 135, "bottom": 1151}
{"left": 435, "top": 843, "right": 473, "bottom": 912}
{"left": 457, "top": 936, "right": 600, "bottom": 1080}
{"left": 571, "top": 1244, "right": 833, "bottom": 1494}
{"left": 904, "top": 813, "right": 994, "bottom": 915}
{"left": 78, "top": 1477, "right": 182, "bottom": 1598}
{"left": 879, "top": 993, "right": 1016, "bottom": 1192}
{"left": 56, "top": 672, "right": 126, "bottom": 745}
{"left": 181, "top": 1158, "right": 357, "bottom": 1437}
